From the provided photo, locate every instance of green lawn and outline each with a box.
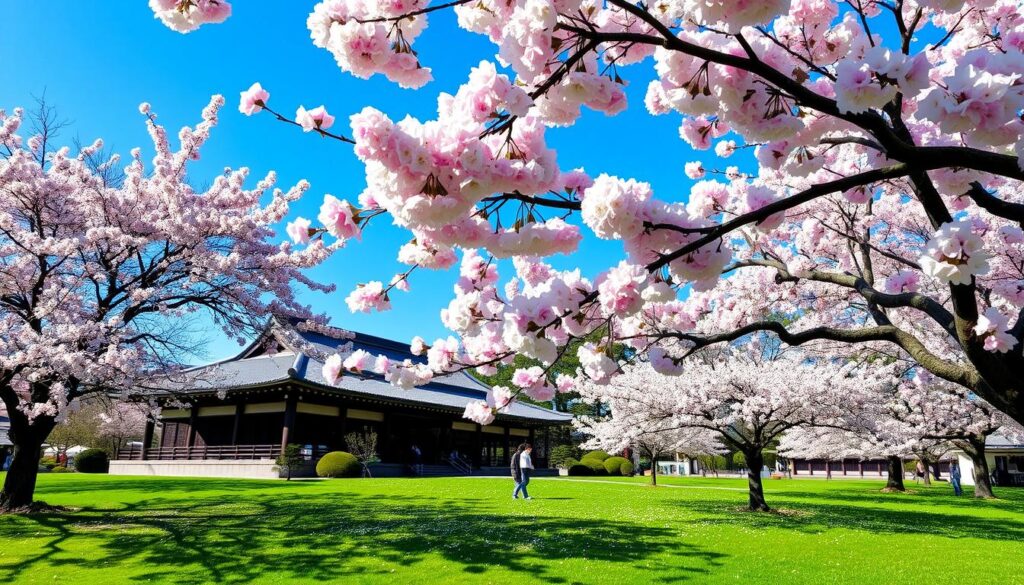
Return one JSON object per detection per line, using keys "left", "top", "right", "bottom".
{"left": 0, "top": 473, "right": 1021, "bottom": 584}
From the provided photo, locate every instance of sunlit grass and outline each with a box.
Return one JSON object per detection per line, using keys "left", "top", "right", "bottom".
{"left": 0, "top": 473, "right": 1020, "bottom": 584}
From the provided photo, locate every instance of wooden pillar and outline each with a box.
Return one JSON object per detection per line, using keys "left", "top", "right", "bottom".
{"left": 141, "top": 419, "right": 155, "bottom": 460}
{"left": 187, "top": 406, "right": 198, "bottom": 449}
{"left": 230, "top": 402, "right": 244, "bottom": 446}
{"left": 337, "top": 407, "right": 349, "bottom": 450}
{"left": 503, "top": 425, "right": 511, "bottom": 466}
{"left": 473, "top": 424, "right": 482, "bottom": 468}
{"left": 280, "top": 393, "right": 298, "bottom": 452}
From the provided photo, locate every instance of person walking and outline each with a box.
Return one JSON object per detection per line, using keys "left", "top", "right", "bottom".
{"left": 511, "top": 444, "right": 524, "bottom": 499}
{"left": 513, "top": 443, "right": 535, "bottom": 500}
{"left": 949, "top": 460, "right": 963, "bottom": 496}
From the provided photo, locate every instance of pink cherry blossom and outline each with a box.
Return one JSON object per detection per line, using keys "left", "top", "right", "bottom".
{"left": 286, "top": 217, "right": 313, "bottom": 244}
{"left": 239, "top": 82, "right": 269, "bottom": 116}
{"left": 296, "top": 105, "right": 335, "bottom": 132}
{"left": 317, "top": 195, "right": 361, "bottom": 240}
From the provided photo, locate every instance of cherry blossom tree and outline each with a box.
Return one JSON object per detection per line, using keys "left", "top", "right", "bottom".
{"left": 900, "top": 373, "right": 1023, "bottom": 497}
{"left": 0, "top": 100, "right": 336, "bottom": 511}
{"left": 153, "top": 3, "right": 1024, "bottom": 430}
{"left": 576, "top": 411, "right": 722, "bottom": 486}
{"left": 777, "top": 371, "right": 1019, "bottom": 495}
{"left": 576, "top": 350, "right": 879, "bottom": 510}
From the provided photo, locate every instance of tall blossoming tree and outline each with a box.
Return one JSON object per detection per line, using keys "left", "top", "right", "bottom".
{"left": 0, "top": 100, "right": 337, "bottom": 511}
{"left": 155, "top": 2, "right": 1024, "bottom": 428}
{"left": 576, "top": 350, "right": 876, "bottom": 511}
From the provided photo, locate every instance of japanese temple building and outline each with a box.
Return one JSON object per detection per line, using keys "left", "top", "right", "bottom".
{"left": 110, "top": 318, "right": 571, "bottom": 479}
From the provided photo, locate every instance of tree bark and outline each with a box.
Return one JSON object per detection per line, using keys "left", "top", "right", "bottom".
{"left": 961, "top": 438, "right": 995, "bottom": 499}
{"left": 884, "top": 456, "right": 905, "bottom": 492}
{"left": 745, "top": 449, "right": 770, "bottom": 512}
{"left": 919, "top": 457, "right": 931, "bottom": 486}
{"left": 0, "top": 414, "right": 55, "bottom": 512}
{"left": 650, "top": 452, "right": 658, "bottom": 486}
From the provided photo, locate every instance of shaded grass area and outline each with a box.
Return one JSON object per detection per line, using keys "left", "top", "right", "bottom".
{"left": 0, "top": 474, "right": 1021, "bottom": 584}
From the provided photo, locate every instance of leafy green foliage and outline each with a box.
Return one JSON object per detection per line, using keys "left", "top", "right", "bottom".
{"left": 582, "top": 450, "right": 610, "bottom": 462}
{"left": 566, "top": 463, "right": 594, "bottom": 476}
{"left": 549, "top": 445, "right": 580, "bottom": 469}
{"left": 315, "top": 451, "right": 361, "bottom": 478}
{"left": 275, "top": 444, "right": 305, "bottom": 480}
{"left": 620, "top": 461, "right": 635, "bottom": 476}
{"left": 74, "top": 449, "right": 109, "bottom": 473}
{"left": 603, "top": 456, "right": 630, "bottom": 475}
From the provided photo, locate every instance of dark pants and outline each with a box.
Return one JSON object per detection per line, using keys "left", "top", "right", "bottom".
{"left": 952, "top": 478, "right": 962, "bottom": 496}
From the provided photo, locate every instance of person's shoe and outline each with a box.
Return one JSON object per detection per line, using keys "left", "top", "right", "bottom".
{"left": 525, "top": 497, "right": 533, "bottom": 500}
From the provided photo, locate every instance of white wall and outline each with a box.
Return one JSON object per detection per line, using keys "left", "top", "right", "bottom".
{"left": 109, "top": 459, "right": 280, "bottom": 480}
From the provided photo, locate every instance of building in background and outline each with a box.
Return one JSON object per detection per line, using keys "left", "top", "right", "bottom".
{"left": 110, "top": 318, "right": 570, "bottom": 479}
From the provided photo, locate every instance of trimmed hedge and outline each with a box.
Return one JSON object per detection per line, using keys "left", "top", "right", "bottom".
{"left": 581, "top": 458, "right": 607, "bottom": 475}
{"left": 567, "top": 463, "right": 594, "bottom": 476}
{"left": 316, "top": 451, "right": 361, "bottom": 478}
{"left": 581, "top": 450, "right": 611, "bottom": 462}
{"left": 50, "top": 466, "right": 75, "bottom": 473}
{"left": 75, "top": 449, "right": 109, "bottom": 473}
{"left": 620, "top": 461, "right": 635, "bottom": 476}
{"left": 603, "top": 456, "right": 630, "bottom": 475}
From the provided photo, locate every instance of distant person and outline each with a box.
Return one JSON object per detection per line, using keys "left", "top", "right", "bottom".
{"left": 949, "top": 461, "right": 962, "bottom": 496}
{"left": 410, "top": 444, "right": 422, "bottom": 475}
{"left": 2, "top": 451, "right": 11, "bottom": 471}
{"left": 514, "top": 443, "right": 535, "bottom": 500}
{"left": 511, "top": 444, "right": 524, "bottom": 499}
{"left": 915, "top": 460, "right": 926, "bottom": 480}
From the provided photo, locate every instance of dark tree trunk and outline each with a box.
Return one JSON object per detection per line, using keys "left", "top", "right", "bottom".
{"left": 0, "top": 414, "right": 55, "bottom": 512}
{"left": 962, "top": 438, "right": 995, "bottom": 499}
{"left": 745, "top": 449, "right": 770, "bottom": 512}
{"left": 919, "top": 457, "right": 931, "bottom": 486}
{"left": 649, "top": 451, "right": 658, "bottom": 486}
{"left": 930, "top": 461, "right": 942, "bottom": 481}
{"left": 884, "top": 456, "right": 905, "bottom": 492}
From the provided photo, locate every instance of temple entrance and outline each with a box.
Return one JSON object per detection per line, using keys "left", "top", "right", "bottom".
{"left": 384, "top": 414, "right": 451, "bottom": 465}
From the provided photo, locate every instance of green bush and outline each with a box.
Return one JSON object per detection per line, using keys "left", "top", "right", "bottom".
{"left": 550, "top": 445, "right": 580, "bottom": 468}
{"left": 732, "top": 452, "right": 747, "bottom": 468}
{"left": 567, "top": 463, "right": 593, "bottom": 476}
{"left": 582, "top": 450, "right": 611, "bottom": 462}
{"left": 50, "top": 466, "right": 75, "bottom": 473}
{"left": 315, "top": 451, "right": 361, "bottom": 478}
{"left": 39, "top": 456, "right": 58, "bottom": 470}
{"left": 603, "top": 456, "right": 630, "bottom": 475}
{"left": 581, "top": 457, "right": 607, "bottom": 475}
{"left": 75, "top": 449, "right": 109, "bottom": 473}
{"left": 620, "top": 461, "right": 635, "bottom": 476}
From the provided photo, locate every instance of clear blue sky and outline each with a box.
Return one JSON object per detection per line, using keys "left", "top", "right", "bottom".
{"left": 1, "top": 2, "right": 740, "bottom": 361}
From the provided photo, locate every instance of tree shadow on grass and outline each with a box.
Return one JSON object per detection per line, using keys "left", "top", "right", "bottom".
{"left": 0, "top": 490, "right": 726, "bottom": 584}
{"left": 31, "top": 476, "right": 322, "bottom": 495}
{"left": 766, "top": 485, "right": 1024, "bottom": 513}
{"left": 666, "top": 496, "right": 1024, "bottom": 542}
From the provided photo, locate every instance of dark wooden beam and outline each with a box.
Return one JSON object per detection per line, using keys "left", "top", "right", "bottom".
{"left": 280, "top": 393, "right": 298, "bottom": 452}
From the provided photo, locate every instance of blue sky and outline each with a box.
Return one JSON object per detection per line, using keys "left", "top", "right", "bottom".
{"left": 1, "top": 2, "right": 738, "bottom": 360}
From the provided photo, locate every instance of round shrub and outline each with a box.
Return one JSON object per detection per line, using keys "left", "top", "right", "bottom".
{"left": 582, "top": 450, "right": 611, "bottom": 462}
{"left": 619, "top": 460, "right": 635, "bottom": 476}
{"left": 50, "top": 466, "right": 75, "bottom": 473}
{"left": 560, "top": 458, "right": 580, "bottom": 470}
{"left": 603, "top": 456, "right": 630, "bottom": 475}
{"left": 581, "top": 457, "right": 607, "bottom": 475}
{"left": 75, "top": 449, "right": 109, "bottom": 473}
{"left": 567, "top": 463, "right": 593, "bottom": 476}
{"left": 316, "top": 451, "right": 360, "bottom": 478}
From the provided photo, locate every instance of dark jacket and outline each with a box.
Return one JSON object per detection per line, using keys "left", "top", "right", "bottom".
{"left": 511, "top": 449, "right": 523, "bottom": 482}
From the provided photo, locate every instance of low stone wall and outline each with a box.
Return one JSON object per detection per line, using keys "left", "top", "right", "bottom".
{"left": 108, "top": 459, "right": 280, "bottom": 480}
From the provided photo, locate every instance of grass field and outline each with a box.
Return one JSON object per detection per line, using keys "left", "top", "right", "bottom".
{"left": 0, "top": 473, "right": 1022, "bottom": 584}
